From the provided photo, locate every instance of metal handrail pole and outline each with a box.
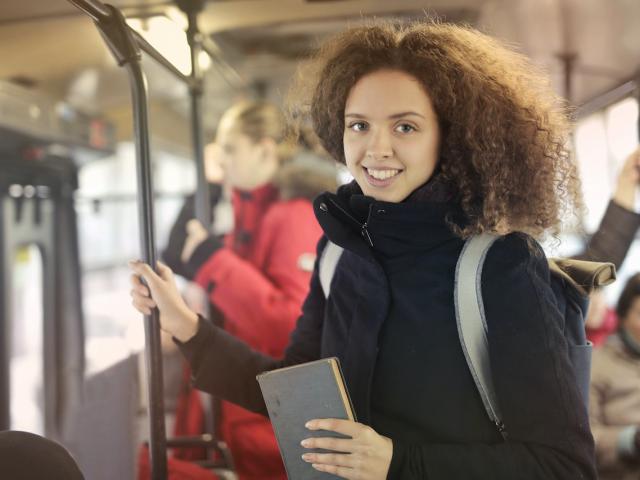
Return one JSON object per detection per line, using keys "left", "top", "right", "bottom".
{"left": 67, "top": 0, "right": 111, "bottom": 22}
{"left": 180, "top": 0, "right": 211, "bottom": 226}
{"left": 66, "top": 1, "right": 168, "bottom": 478}
{"left": 202, "top": 40, "right": 246, "bottom": 89}
{"left": 576, "top": 78, "right": 637, "bottom": 119}
{"left": 69, "top": 0, "right": 195, "bottom": 88}
{"left": 130, "top": 30, "right": 197, "bottom": 89}
{"left": 128, "top": 62, "right": 168, "bottom": 480}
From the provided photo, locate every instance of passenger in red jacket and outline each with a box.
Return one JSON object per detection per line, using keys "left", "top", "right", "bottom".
{"left": 172, "top": 101, "right": 337, "bottom": 480}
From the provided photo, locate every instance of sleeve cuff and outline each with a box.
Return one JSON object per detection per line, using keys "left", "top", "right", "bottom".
{"left": 609, "top": 199, "right": 640, "bottom": 220}
{"left": 387, "top": 439, "right": 405, "bottom": 479}
{"left": 184, "top": 236, "right": 223, "bottom": 280}
{"left": 173, "top": 314, "right": 215, "bottom": 364}
{"left": 617, "top": 425, "right": 638, "bottom": 459}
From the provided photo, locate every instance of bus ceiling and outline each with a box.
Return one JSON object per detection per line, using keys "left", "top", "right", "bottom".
{"left": 0, "top": 0, "right": 638, "bottom": 147}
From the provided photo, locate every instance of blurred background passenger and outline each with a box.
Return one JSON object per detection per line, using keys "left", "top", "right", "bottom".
{"left": 160, "top": 100, "right": 336, "bottom": 480}
{"left": 589, "top": 272, "right": 640, "bottom": 479}
{"left": 577, "top": 147, "right": 640, "bottom": 345}
{"left": 163, "top": 142, "right": 229, "bottom": 281}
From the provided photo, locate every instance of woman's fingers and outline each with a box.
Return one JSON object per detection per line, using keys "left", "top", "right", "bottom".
{"left": 155, "top": 261, "right": 173, "bottom": 282}
{"left": 306, "top": 419, "right": 360, "bottom": 437}
{"left": 129, "top": 260, "right": 175, "bottom": 289}
{"left": 130, "top": 289, "right": 156, "bottom": 307}
{"left": 301, "top": 436, "right": 353, "bottom": 453}
{"left": 132, "top": 298, "right": 156, "bottom": 315}
{"left": 129, "top": 270, "right": 156, "bottom": 314}
{"left": 128, "top": 260, "right": 163, "bottom": 288}
{"left": 310, "top": 463, "right": 354, "bottom": 479}
{"left": 302, "top": 451, "right": 354, "bottom": 467}
{"left": 130, "top": 274, "right": 150, "bottom": 296}
{"left": 130, "top": 273, "right": 142, "bottom": 287}
{"left": 302, "top": 419, "right": 392, "bottom": 480}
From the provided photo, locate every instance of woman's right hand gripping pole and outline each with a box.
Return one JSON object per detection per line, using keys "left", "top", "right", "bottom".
{"left": 129, "top": 260, "right": 199, "bottom": 342}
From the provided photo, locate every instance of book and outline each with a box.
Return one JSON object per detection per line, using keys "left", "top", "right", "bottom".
{"left": 257, "top": 357, "right": 356, "bottom": 479}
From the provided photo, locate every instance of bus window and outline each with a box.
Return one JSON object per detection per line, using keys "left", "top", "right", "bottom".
{"left": 606, "top": 98, "right": 639, "bottom": 167}
{"left": 76, "top": 142, "right": 197, "bottom": 376}
{"left": 10, "top": 244, "right": 44, "bottom": 435}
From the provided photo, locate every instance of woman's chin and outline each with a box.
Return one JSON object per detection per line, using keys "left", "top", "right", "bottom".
{"left": 360, "top": 187, "right": 405, "bottom": 203}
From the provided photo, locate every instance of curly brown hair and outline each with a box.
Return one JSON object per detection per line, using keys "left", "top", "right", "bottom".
{"left": 288, "top": 20, "right": 583, "bottom": 239}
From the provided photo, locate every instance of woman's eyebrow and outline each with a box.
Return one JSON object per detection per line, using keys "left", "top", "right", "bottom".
{"left": 344, "top": 112, "right": 425, "bottom": 119}
{"left": 388, "top": 111, "right": 425, "bottom": 119}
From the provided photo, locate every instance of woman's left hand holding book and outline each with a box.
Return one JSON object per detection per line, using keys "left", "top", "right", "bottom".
{"left": 301, "top": 418, "right": 393, "bottom": 479}
{"left": 128, "top": 260, "right": 199, "bottom": 343}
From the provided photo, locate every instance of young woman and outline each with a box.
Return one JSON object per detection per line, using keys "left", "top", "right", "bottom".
{"left": 159, "top": 101, "right": 337, "bottom": 480}
{"left": 130, "top": 21, "right": 596, "bottom": 479}
{"left": 590, "top": 273, "right": 640, "bottom": 480}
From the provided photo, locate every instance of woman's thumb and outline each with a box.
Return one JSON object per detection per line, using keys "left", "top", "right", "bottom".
{"left": 128, "top": 260, "right": 160, "bottom": 287}
{"left": 156, "top": 261, "right": 173, "bottom": 281}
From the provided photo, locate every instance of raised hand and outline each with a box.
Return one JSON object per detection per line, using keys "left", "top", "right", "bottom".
{"left": 181, "top": 219, "right": 210, "bottom": 263}
{"left": 613, "top": 147, "right": 640, "bottom": 211}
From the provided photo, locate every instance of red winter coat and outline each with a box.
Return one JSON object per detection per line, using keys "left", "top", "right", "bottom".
{"left": 181, "top": 158, "right": 336, "bottom": 480}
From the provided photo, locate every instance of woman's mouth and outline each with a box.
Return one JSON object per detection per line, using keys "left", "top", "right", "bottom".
{"left": 363, "top": 167, "right": 403, "bottom": 187}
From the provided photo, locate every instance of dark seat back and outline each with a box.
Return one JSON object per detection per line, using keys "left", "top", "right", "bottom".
{"left": 0, "top": 430, "right": 84, "bottom": 480}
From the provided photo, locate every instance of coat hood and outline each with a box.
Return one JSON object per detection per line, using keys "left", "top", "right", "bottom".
{"left": 273, "top": 152, "right": 338, "bottom": 201}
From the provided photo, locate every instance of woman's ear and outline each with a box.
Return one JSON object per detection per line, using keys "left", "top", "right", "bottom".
{"left": 259, "top": 137, "right": 278, "bottom": 162}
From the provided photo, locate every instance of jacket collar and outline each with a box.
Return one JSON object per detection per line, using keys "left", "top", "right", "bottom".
{"left": 314, "top": 180, "right": 464, "bottom": 260}
{"left": 230, "top": 183, "right": 279, "bottom": 256}
{"left": 232, "top": 183, "right": 279, "bottom": 207}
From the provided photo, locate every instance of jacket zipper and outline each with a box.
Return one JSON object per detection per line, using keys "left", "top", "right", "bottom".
{"left": 327, "top": 198, "right": 374, "bottom": 247}
{"left": 495, "top": 420, "right": 508, "bottom": 441}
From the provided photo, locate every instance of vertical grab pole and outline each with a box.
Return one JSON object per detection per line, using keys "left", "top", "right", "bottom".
{"left": 179, "top": 0, "right": 211, "bottom": 226}
{"left": 74, "top": 4, "right": 168, "bottom": 478}
{"left": 128, "top": 62, "right": 168, "bottom": 480}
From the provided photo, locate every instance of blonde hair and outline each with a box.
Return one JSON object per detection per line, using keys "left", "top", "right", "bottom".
{"left": 221, "top": 101, "right": 297, "bottom": 162}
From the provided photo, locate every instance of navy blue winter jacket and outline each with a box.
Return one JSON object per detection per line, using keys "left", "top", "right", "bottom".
{"left": 177, "top": 182, "right": 597, "bottom": 479}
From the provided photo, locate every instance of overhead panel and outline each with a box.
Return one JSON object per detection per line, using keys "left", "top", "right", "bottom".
{"left": 0, "top": 81, "right": 115, "bottom": 157}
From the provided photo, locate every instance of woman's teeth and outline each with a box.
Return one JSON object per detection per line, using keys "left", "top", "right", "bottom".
{"left": 366, "top": 168, "right": 401, "bottom": 180}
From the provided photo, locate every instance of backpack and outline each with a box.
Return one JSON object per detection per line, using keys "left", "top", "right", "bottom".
{"left": 318, "top": 234, "right": 616, "bottom": 440}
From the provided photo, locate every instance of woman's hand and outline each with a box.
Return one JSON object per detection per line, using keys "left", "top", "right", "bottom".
{"left": 613, "top": 147, "right": 640, "bottom": 211}
{"left": 129, "top": 260, "right": 199, "bottom": 342}
{"left": 181, "top": 219, "right": 210, "bottom": 263}
{"left": 301, "top": 419, "right": 393, "bottom": 479}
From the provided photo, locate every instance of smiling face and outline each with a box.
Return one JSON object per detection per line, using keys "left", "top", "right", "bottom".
{"left": 343, "top": 69, "right": 441, "bottom": 203}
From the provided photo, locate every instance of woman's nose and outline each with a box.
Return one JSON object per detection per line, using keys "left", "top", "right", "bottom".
{"left": 366, "top": 130, "right": 393, "bottom": 159}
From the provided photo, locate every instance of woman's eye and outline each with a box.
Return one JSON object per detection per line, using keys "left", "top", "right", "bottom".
{"left": 395, "top": 123, "right": 416, "bottom": 134}
{"left": 348, "top": 122, "right": 368, "bottom": 132}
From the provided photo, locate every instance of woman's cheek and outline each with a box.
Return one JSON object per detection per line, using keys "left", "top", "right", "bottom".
{"left": 343, "top": 143, "right": 361, "bottom": 173}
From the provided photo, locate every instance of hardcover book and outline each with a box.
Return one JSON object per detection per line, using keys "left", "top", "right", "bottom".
{"left": 257, "top": 357, "right": 356, "bottom": 479}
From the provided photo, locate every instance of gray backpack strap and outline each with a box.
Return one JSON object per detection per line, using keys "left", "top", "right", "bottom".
{"left": 319, "top": 240, "right": 344, "bottom": 299}
{"left": 454, "top": 233, "right": 508, "bottom": 440}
